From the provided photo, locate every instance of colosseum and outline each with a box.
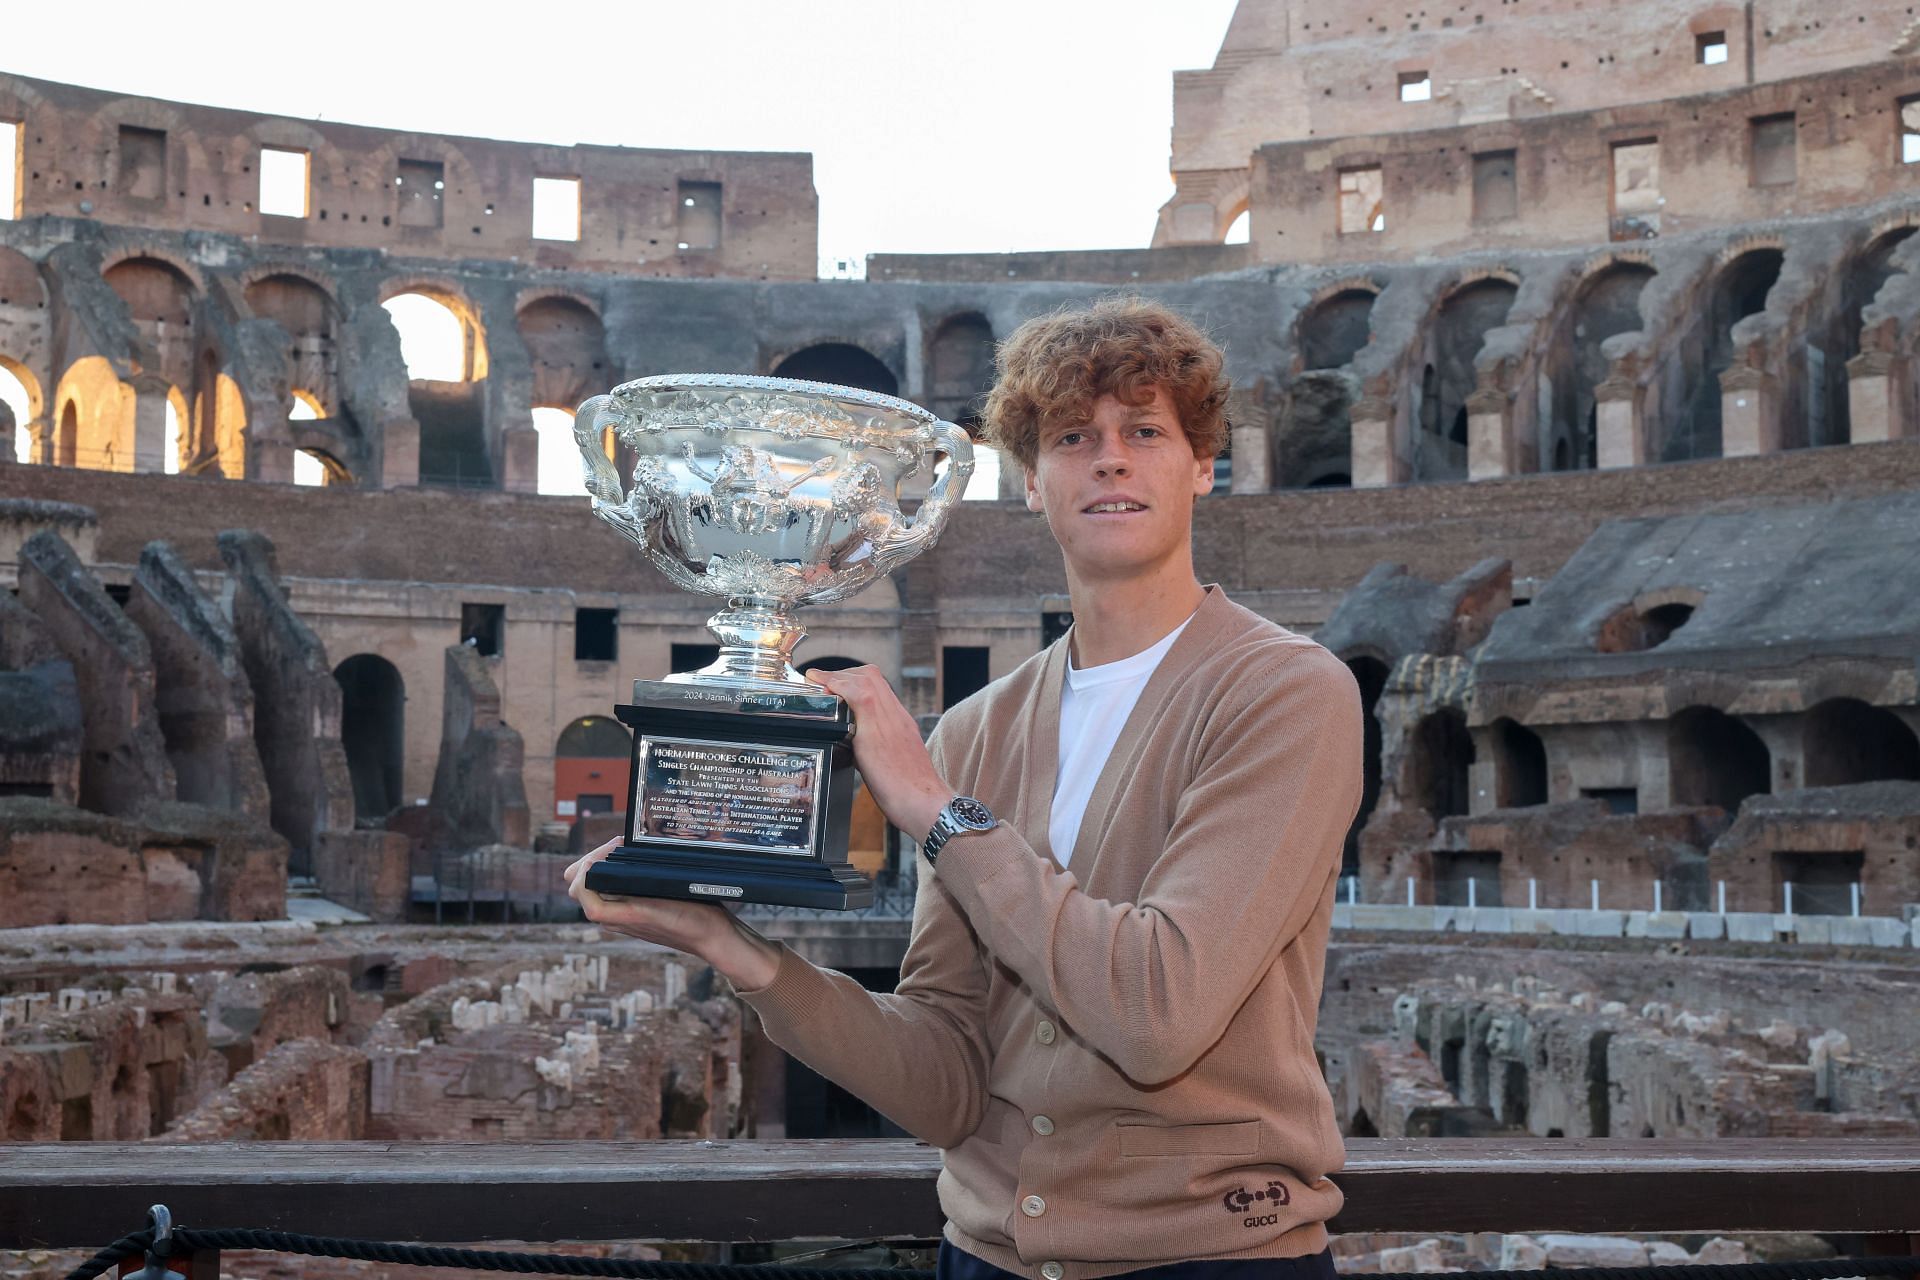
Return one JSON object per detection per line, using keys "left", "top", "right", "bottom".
{"left": 2, "top": 0, "right": 1919, "bottom": 1252}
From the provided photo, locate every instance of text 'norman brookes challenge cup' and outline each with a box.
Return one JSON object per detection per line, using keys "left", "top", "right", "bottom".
{"left": 573, "top": 374, "right": 973, "bottom": 909}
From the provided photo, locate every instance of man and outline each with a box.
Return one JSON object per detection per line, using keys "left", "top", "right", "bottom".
{"left": 565, "top": 297, "right": 1364, "bottom": 1280}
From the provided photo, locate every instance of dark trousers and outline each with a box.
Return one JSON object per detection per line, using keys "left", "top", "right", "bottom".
{"left": 937, "top": 1241, "right": 1339, "bottom": 1280}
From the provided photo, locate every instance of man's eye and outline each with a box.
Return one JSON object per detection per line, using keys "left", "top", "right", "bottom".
{"left": 1056, "top": 432, "right": 1084, "bottom": 446}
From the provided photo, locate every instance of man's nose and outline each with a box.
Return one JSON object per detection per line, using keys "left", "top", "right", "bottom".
{"left": 1092, "top": 441, "right": 1131, "bottom": 476}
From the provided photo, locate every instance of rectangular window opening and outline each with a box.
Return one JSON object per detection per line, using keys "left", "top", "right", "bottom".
{"left": 1581, "top": 787, "right": 1639, "bottom": 816}
{"left": 574, "top": 607, "right": 618, "bottom": 662}
{"left": 396, "top": 158, "right": 445, "bottom": 228}
{"left": 116, "top": 125, "right": 167, "bottom": 200}
{"left": 941, "top": 646, "right": 991, "bottom": 711}
{"left": 1432, "top": 850, "right": 1504, "bottom": 908}
{"left": 1472, "top": 149, "right": 1518, "bottom": 223}
{"left": 1774, "top": 850, "right": 1864, "bottom": 916}
{"left": 1337, "top": 166, "right": 1385, "bottom": 235}
{"left": 1901, "top": 96, "right": 1920, "bottom": 165}
{"left": 460, "top": 602, "right": 505, "bottom": 657}
{"left": 1398, "top": 72, "right": 1432, "bottom": 103}
{"left": 532, "top": 176, "right": 581, "bottom": 242}
{"left": 1696, "top": 32, "right": 1729, "bottom": 65}
{"left": 259, "top": 147, "right": 310, "bottom": 218}
{"left": 0, "top": 121, "right": 20, "bottom": 221}
{"left": 1609, "top": 138, "right": 1661, "bottom": 242}
{"left": 1749, "top": 113, "right": 1797, "bottom": 187}
{"left": 677, "top": 180, "right": 721, "bottom": 250}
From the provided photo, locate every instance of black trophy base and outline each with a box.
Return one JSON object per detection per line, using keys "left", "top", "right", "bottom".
{"left": 581, "top": 682, "right": 873, "bottom": 911}
{"left": 584, "top": 845, "right": 874, "bottom": 910}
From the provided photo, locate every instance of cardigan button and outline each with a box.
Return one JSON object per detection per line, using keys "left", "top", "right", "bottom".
{"left": 1042, "top": 1264, "right": 1065, "bottom": 1280}
{"left": 1035, "top": 1020, "right": 1057, "bottom": 1045}
{"left": 1031, "top": 1115, "right": 1054, "bottom": 1136}
{"left": 1021, "top": 1194, "right": 1046, "bottom": 1218}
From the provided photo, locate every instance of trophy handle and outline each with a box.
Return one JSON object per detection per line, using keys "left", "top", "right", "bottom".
{"left": 876, "top": 419, "right": 975, "bottom": 570}
{"left": 574, "top": 394, "right": 626, "bottom": 506}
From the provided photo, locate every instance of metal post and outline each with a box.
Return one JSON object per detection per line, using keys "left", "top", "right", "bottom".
{"left": 1468, "top": 877, "right": 1478, "bottom": 910}
{"left": 1529, "top": 878, "right": 1538, "bottom": 911}
{"left": 1784, "top": 880, "right": 1794, "bottom": 922}
{"left": 1407, "top": 876, "right": 1416, "bottom": 907}
{"left": 1718, "top": 879, "right": 1727, "bottom": 915}
{"left": 1590, "top": 878, "right": 1599, "bottom": 912}
{"left": 1653, "top": 881, "right": 1663, "bottom": 914}
{"left": 1851, "top": 882, "right": 1861, "bottom": 918}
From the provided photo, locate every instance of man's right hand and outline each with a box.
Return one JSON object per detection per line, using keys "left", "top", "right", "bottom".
{"left": 563, "top": 839, "right": 783, "bottom": 991}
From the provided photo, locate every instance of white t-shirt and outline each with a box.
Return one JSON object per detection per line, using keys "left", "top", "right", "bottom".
{"left": 1049, "top": 614, "right": 1194, "bottom": 868}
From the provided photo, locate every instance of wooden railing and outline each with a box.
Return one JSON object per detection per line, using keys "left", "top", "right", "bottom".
{"left": 4, "top": 1139, "right": 1918, "bottom": 1252}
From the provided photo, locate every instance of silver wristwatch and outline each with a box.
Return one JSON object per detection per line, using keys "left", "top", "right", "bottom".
{"left": 921, "top": 796, "right": 997, "bottom": 866}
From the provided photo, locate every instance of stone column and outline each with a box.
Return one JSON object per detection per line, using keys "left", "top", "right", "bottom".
{"left": 1229, "top": 419, "right": 1271, "bottom": 493}
{"left": 1594, "top": 375, "right": 1644, "bottom": 469}
{"left": 129, "top": 375, "right": 172, "bottom": 474}
{"left": 250, "top": 439, "right": 296, "bottom": 485}
{"left": 500, "top": 424, "right": 541, "bottom": 494}
{"left": 996, "top": 451, "right": 1026, "bottom": 500}
{"left": 380, "top": 416, "right": 421, "bottom": 488}
{"left": 1350, "top": 394, "right": 1404, "bottom": 488}
{"left": 1719, "top": 364, "right": 1780, "bottom": 457}
{"left": 1465, "top": 386, "right": 1515, "bottom": 480}
{"left": 1846, "top": 350, "right": 1909, "bottom": 444}
{"left": 0, "top": 400, "right": 14, "bottom": 463}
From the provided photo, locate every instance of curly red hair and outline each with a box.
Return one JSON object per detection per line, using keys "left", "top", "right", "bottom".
{"left": 980, "top": 296, "right": 1230, "bottom": 471}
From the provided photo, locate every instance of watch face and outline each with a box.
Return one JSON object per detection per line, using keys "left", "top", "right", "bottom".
{"left": 949, "top": 797, "right": 995, "bottom": 830}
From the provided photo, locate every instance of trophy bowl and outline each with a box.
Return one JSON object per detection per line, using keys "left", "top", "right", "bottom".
{"left": 574, "top": 374, "right": 974, "bottom": 691}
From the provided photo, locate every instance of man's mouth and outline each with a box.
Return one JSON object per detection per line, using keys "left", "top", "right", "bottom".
{"left": 1084, "top": 501, "right": 1147, "bottom": 513}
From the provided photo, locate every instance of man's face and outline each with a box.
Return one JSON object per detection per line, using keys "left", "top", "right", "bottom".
{"left": 1024, "top": 385, "right": 1214, "bottom": 584}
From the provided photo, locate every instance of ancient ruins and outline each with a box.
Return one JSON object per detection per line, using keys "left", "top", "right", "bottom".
{"left": 1, "top": 0, "right": 1918, "bottom": 1259}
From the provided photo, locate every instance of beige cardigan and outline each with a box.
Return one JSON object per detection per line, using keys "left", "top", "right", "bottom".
{"left": 738, "top": 586, "right": 1363, "bottom": 1279}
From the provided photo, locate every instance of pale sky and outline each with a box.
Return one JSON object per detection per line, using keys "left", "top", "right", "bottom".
{"left": 4, "top": 0, "right": 1239, "bottom": 258}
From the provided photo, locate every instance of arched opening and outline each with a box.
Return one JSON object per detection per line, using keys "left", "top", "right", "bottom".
{"left": 1343, "top": 657, "right": 1388, "bottom": 876}
{"left": 928, "top": 313, "right": 994, "bottom": 427}
{"left": 1803, "top": 698, "right": 1920, "bottom": 787}
{"left": 772, "top": 343, "right": 898, "bottom": 396}
{"left": 383, "top": 291, "right": 484, "bottom": 382}
{"left": 334, "top": 654, "right": 405, "bottom": 826}
{"left": 385, "top": 289, "right": 490, "bottom": 487}
{"left": 1418, "top": 279, "right": 1519, "bottom": 483}
{"left": 1490, "top": 718, "right": 1549, "bottom": 808}
{"left": 1408, "top": 708, "right": 1475, "bottom": 821}
{"left": 1671, "top": 249, "right": 1784, "bottom": 462}
{"left": 1301, "top": 289, "right": 1377, "bottom": 372}
{"left": 1547, "top": 262, "right": 1656, "bottom": 472}
{"left": 289, "top": 391, "right": 335, "bottom": 487}
{"left": 516, "top": 295, "right": 608, "bottom": 412}
{"left": 1828, "top": 226, "right": 1919, "bottom": 446}
{"left": 57, "top": 399, "right": 77, "bottom": 467}
{"left": 1668, "top": 706, "right": 1770, "bottom": 812}
{"left": 1281, "top": 290, "right": 1376, "bottom": 491}
{"left": 246, "top": 273, "right": 339, "bottom": 415}
{"left": 1594, "top": 596, "right": 1700, "bottom": 653}
{"left": 162, "top": 391, "right": 181, "bottom": 475}
{"left": 555, "top": 714, "right": 632, "bottom": 826}
{"left": 532, "top": 404, "right": 598, "bottom": 496}
{"left": 1223, "top": 206, "right": 1251, "bottom": 245}
{"left": 103, "top": 256, "right": 196, "bottom": 388}
{"left": 1, "top": 359, "right": 37, "bottom": 462}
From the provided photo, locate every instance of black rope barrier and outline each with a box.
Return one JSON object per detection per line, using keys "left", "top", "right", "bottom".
{"left": 58, "top": 1218, "right": 1920, "bottom": 1280}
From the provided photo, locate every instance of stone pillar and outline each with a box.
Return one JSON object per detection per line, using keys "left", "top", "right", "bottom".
{"left": 129, "top": 375, "right": 172, "bottom": 474}
{"left": 1350, "top": 395, "right": 1403, "bottom": 488}
{"left": 996, "top": 452, "right": 1026, "bottom": 501}
{"left": 1719, "top": 364, "right": 1780, "bottom": 457}
{"left": 500, "top": 424, "right": 541, "bottom": 494}
{"left": 1228, "top": 420, "right": 1271, "bottom": 494}
{"left": 1465, "top": 386, "right": 1515, "bottom": 480}
{"left": 1594, "top": 375, "right": 1644, "bottom": 469}
{"left": 250, "top": 440, "right": 296, "bottom": 485}
{"left": 0, "top": 399, "right": 14, "bottom": 463}
{"left": 1846, "top": 350, "right": 1909, "bottom": 444}
{"left": 380, "top": 417, "right": 420, "bottom": 489}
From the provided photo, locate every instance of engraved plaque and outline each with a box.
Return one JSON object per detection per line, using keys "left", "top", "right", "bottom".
{"left": 632, "top": 737, "right": 824, "bottom": 857}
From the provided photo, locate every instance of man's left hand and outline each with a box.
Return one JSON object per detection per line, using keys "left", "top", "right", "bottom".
{"left": 805, "top": 665, "right": 950, "bottom": 841}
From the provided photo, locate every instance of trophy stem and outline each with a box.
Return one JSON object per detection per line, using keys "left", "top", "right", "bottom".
{"left": 672, "top": 595, "right": 812, "bottom": 689}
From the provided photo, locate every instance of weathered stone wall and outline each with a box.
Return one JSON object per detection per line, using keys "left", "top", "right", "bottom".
{"left": 154, "top": 1038, "right": 368, "bottom": 1141}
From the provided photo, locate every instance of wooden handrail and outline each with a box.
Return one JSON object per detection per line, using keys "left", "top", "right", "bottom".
{"left": 4, "top": 1138, "right": 1918, "bottom": 1249}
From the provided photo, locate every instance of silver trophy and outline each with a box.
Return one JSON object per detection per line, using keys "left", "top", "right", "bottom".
{"left": 572, "top": 374, "right": 974, "bottom": 909}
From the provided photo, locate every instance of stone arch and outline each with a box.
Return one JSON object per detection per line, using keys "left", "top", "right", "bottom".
{"left": 1407, "top": 707, "right": 1475, "bottom": 821}
{"left": 1826, "top": 225, "right": 1919, "bottom": 446}
{"left": 1669, "top": 706, "right": 1770, "bottom": 812}
{"left": 334, "top": 654, "right": 406, "bottom": 824}
{"left": 1488, "top": 717, "right": 1549, "bottom": 808}
{"left": 1343, "top": 656, "right": 1389, "bottom": 874}
{"left": 1280, "top": 286, "right": 1378, "bottom": 490}
{"left": 379, "top": 277, "right": 489, "bottom": 382}
{"left": 928, "top": 312, "right": 995, "bottom": 427}
{"left": 1545, "top": 259, "right": 1657, "bottom": 472}
{"left": 187, "top": 350, "right": 246, "bottom": 478}
{"left": 356, "top": 136, "right": 484, "bottom": 223}
{"left": 1298, "top": 284, "right": 1379, "bottom": 372}
{"left": 103, "top": 255, "right": 198, "bottom": 390}
{"left": 1668, "top": 247, "right": 1784, "bottom": 462}
{"left": 555, "top": 713, "right": 631, "bottom": 825}
{"left": 55, "top": 396, "right": 78, "bottom": 467}
{"left": 1802, "top": 698, "right": 1920, "bottom": 787}
{"left": 246, "top": 271, "right": 342, "bottom": 416}
{"left": 516, "top": 293, "right": 609, "bottom": 411}
{"left": 771, "top": 342, "right": 899, "bottom": 396}
{"left": 0, "top": 355, "right": 43, "bottom": 462}
{"left": 1415, "top": 277, "right": 1520, "bottom": 483}
{"left": 53, "top": 355, "right": 132, "bottom": 472}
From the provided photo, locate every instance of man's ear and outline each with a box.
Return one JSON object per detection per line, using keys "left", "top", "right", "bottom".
{"left": 1025, "top": 468, "right": 1044, "bottom": 512}
{"left": 1192, "top": 451, "right": 1216, "bottom": 497}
